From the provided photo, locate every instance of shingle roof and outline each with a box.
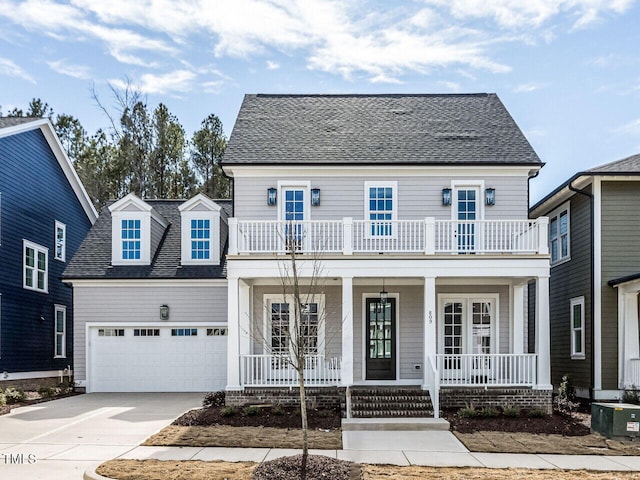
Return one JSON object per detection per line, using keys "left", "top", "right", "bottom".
{"left": 0, "top": 117, "right": 42, "bottom": 129}
{"left": 586, "top": 153, "right": 640, "bottom": 173}
{"left": 63, "top": 199, "right": 232, "bottom": 280}
{"left": 223, "top": 94, "right": 541, "bottom": 166}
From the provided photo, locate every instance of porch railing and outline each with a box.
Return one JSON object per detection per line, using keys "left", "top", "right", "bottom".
{"left": 425, "top": 355, "right": 440, "bottom": 419}
{"left": 230, "top": 217, "right": 548, "bottom": 256}
{"left": 240, "top": 354, "right": 341, "bottom": 387}
{"left": 436, "top": 354, "right": 537, "bottom": 387}
{"left": 626, "top": 358, "right": 640, "bottom": 388}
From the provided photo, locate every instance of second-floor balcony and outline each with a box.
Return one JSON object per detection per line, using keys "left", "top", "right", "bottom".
{"left": 228, "top": 217, "right": 549, "bottom": 256}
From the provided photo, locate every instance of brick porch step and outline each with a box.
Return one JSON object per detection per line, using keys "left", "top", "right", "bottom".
{"left": 348, "top": 386, "right": 434, "bottom": 418}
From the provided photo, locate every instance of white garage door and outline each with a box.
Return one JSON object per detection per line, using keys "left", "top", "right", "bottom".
{"left": 89, "top": 325, "right": 227, "bottom": 392}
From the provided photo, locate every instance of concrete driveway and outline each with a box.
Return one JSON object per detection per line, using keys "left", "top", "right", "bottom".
{"left": 0, "top": 392, "right": 202, "bottom": 480}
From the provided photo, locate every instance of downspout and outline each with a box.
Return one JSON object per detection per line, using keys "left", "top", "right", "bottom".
{"left": 527, "top": 169, "right": 540, "bottom": 220}
{"left": 568, "top": 177, "right": 594, "bottom": 401}
{"left": 220, "top": 160, "right": 234, "bottom": 217}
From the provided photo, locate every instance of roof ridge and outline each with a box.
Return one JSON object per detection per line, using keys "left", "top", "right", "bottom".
{"left": 253, "top": 93, "right": 493, "bottom": 98}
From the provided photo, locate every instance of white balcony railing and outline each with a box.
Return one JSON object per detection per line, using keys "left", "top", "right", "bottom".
{"left": 230, "top": 217, "right": 548, "bottom": 256}
{"left": 436, "top": 353, "right": 537, "bottom": 387}
{"left": 626, "top": 358, "right": 640, "bottom": 388}
{"left": 240, "top": 355, "right": 341, "bottom": 387}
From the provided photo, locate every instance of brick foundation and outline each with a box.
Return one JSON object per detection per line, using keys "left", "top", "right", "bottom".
{"left": 440, "top": 387, "right": 553, "bottom": 414}
{"left": 0, "top": 376, "right": 65, "bottom": 391}
{"left": 226, "top": 387, "right": 346, "bottom": 414}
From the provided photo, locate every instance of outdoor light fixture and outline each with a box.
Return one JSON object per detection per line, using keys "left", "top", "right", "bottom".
{"left": 160, "top": 304, "right": 170, "bottom": 321}
{"left": 380, "top": 279, "right": 388, "bottom": 306}
{"left": 442, "top": 188, "right": 452, "bottom": 206}
{"left": 267, "top": 188, "right": 277, "bottom": 206}
{"left": 311, "top": 188, "right": 321, "bottom": 206}
{"left": 485, "top": 188, "right": 496, "bottom": 206}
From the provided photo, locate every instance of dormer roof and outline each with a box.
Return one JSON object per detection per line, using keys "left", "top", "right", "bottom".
{"left": 108, "top": 193, "right": 169, "bottom": 228}
{"left": 178, "top": 193, "right": 222, "bottom": 213}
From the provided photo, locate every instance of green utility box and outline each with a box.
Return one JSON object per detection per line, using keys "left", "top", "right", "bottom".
{"left": 591, "top": 403, "right": 640, "bottom": 439}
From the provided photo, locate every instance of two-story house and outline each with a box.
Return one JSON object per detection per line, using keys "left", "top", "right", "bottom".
{"left": 0, "top": 117, "right": 97, "bottom": 389}
{"left": 531, "top": 153, "right": 640, "bottom": 400}
{"left": 62, "top": 193, "right": 231, "bottom": 392}
{"left": 222, "top": 94, "right": 552, "bottom": 416}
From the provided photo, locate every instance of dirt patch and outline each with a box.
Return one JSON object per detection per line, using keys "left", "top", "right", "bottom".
{"left": 253, "top": 454, "right": 360, "bottom": 480}
{"left": 144, "top": 424, "right": 342, "bottom": 449}
{"left": 96, "top": 461, "right": 640, "bottom": 480}
{"left": 174, "top": 405, "right": 341, "bottom": 430}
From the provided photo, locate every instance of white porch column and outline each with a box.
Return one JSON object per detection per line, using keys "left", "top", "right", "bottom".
{"left": 423, "top": 276, "right": 436, "bottom": 386}
{"left": 228, "top": 217, "right": 238, "bottom": 255}
{"left": 226, "top": 277, "right": 241, "bottom": 390}
{"left": 513, "top": 283, "right": 525, "bottom": 354}
{"left": 341, "top": 276, "right": 354, "bottom": 386}
{"left": 535, "top": 276, "right": 552, "bottom": 389}
{"left": 623, "top": 292, "right": 640, "bottom": 387}
{"left": 239, "top": 280, "right": 251, "bottom": 359}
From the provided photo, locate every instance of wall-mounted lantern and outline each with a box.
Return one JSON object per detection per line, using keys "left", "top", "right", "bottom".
{"left": 311, "top": 188, "right": 321, "bottom": 206}
{"left": 442, "top": 188, "right": 452, "bottom": 206}
{"left": 160, "top": 304, "right": 170, "bottom": 321}
{"left": 485, "top": 188, "right": 496, "bottom": 206}
{"left": 267, "top": 188, "right": 277, "bottom": 206}
{"left": 380, "top": 278, "right": 388, "bottom": 306}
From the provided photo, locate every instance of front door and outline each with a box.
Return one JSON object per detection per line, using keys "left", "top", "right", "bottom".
{"left": 455, "top": 187, "right": 479, "bottom": 252}
{"left": 366, "top": 298, "right": 396, "bottom": 380}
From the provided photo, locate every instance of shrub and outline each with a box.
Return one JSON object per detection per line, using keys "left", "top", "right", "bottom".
{"left": 220, "top": 406, "right": 238, "bottom": 417}
{"left": 271, "top": 403, "right": 285, "bottom": 415}
{"left": 528, "top": 408, "right": 548, "bottom": 418}
{"left": 243, "top": 405, "right": 259, "bottom": 416}
{"left": 478, "top": 407, "right": 500, "bottom": 418}
{"left": 38, "top": 386, "right": 55, "bottom": 398}
{"left": 0, "top": 392, "right": 6, "bottom": 406}
{"left": 502, "top": 405, "right": 521, "bottom": 417}
{"left": 4, "top": 387, "right": 26, "bottom": 404}
{"left": 622, "top": 388, "right": 640, "bottom": 405}
{"left": 554, "top": 374, "right": 579, "bottom": 416}
{"left": 203, "top": 391, "right": 226, "bottom": 408}
{"left": 458, "top": 405, "right": 478, "bottom": 418}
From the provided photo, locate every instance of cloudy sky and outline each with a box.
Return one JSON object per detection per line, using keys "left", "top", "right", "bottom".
{"left": 1, "top": 0, "right": 639, "bottom": 202}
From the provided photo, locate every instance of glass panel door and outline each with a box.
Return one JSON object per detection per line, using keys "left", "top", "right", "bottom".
{"left": 443, "top": 301, "right": 463, "bottom": 373}
{"left": 283, "top": 188, "right": 305, "bottom": 251}
{"left": 456, "top": 188, "right": 478, "bottom": 252}
{"left": 366, "top": 298, "right": 396, "bottom": 380}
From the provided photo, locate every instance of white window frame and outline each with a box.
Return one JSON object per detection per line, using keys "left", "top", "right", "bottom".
{"left": 54, "top": 221, "right": 66, "bottom": 262}
{"left": 570, "top": 296, "right": 585, "bottom": 360}
{"left": 364, "top": 181, "right": 398, "bottom": 238}
{"left": 263, "top": 294, "right": 325, "bottom": 357}
{"left": 54, "top": 305, "right": 66, "bottom": 358}
{"left": 179, "top": 194, "right": 222, "bottom": 266}
{"left": 549, "top": 202, "right": 570, "bottom": 266}
{"left": 277, "top": 181, "right": 311, "bottom": 222}
{"left": 23, "top": 240, "right": 48, "bottom": 293}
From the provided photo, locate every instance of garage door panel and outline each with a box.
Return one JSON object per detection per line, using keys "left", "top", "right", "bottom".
{"left": 89, "top": 326, "right": 227, "bottom": 392}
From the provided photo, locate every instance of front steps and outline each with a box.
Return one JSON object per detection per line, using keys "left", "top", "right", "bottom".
{"left": 348, "top": 386, "right": 434, "bottom": 418}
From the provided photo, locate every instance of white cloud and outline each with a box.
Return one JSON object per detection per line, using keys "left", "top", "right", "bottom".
{"left": 614, "top": 118, "right": 640, "bottom": 136}
{"left": 111, "top": 69, "right": 197, "bottom": 95}
{"left": 438, "top": 81, "right": 462, "bottom": 92}
{"left": 266, "top": 60, "right": 280, "bottom": 70}
{"left": 0, "top": 57, "right": 35, "bottom": 83}
{"left": 513, "top": 82, "right": 548, "bottom": 93}
{"left": 47, "top": 59, "right": 91, "bottom": 79}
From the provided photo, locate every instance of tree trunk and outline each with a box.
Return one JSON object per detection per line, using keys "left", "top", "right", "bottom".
{"left": 298, "top": 368, "right": 308, "bottom": 480}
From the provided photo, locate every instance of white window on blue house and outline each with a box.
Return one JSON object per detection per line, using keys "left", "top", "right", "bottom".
{"left": 365, "top": 182, "right": 397, "bottom": 237}
{"left": 54, "top": 221, "right": 66, "bottom": 262}
{"left": 121, "top": 219, "right": 141, "bottom": 260}
{"left": 23, "top": 240, "right": 48, "bottom": 293}
{"left": 570, "top": 296, "right": 585, "bottom": 359}
{"left": 549, "top": 203, "right": 570, "bottom": 265}
{"left": 54, "top": 305, "right": 66, "bottom": 358}
{"left": 191, "top": 219, "right": 211, "bottom": 260}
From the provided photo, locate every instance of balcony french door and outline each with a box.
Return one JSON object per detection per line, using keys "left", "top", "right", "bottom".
{"left": 455, "top": 187, "right": 479, "bottom": 252}
{"left": 282, "top": 188, "right": 306, "bottom": 251}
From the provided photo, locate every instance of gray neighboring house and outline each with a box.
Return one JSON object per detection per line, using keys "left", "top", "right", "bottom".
{"left": 223, "top": 93, "right": 553, "bottom": 416}
{"left": 531, "top": 153, "right": 640, "bottom": 400}
{"left": 63, "top": 193, "right": 231, "bottom": 392}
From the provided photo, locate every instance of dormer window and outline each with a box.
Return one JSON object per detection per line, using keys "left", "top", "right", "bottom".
{"left": 179, "top": 193, "right": 224, "bottom": 266}
{"left": 109, "top": 193, "right": 168, "bottom": 266}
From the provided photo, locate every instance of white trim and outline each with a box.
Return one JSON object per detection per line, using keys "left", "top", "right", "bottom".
{"left": 361, "top": 292, "right": 400, "bottom": 381}
{"left": 593, "top": 177, "right": 602, "bottom": 392}
{"left": 277, "top": 180, "right": 311, "bottom": 222}
{"left": 451, "top": 180, "right": 485, "bottom": 220}
{"left": 23, "top": 239, "right": 48, "bottom": 293}
{"left": 0, "top": 370, "right": 70, "bottom": 381}
{"left": 180, "top": 209, "right": 221, "bottom": 266}
{"left": 54, "top": 220, "right": 66, "bottom": 262}
{"left": 548, "top": 201, "right": 571, "bottom": 266}
{"left": 54, "top": 304, "right": 67, "bottom": 358}
{"left": 592, "top": 389, "right": 622, "bottom": 401}
{"left": 66, "top": 278, "right": 228, "bottom": 287}
{"left": 570, "top": 296, "right": 586, "bottom": 360}
{"left": 364, "top": 181, "right": 398, "bottom": 238}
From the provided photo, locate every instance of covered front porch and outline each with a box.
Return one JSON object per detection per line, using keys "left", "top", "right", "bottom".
{"left": 226, "top": 261, "right": 552, "bottom": 416}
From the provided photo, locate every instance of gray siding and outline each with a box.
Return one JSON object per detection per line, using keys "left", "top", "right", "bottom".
{"left": 235, "top": 175, "right": 529, "bottom": 220}
{"left": 73, "top": 284, "right": 227, "bottom": 382}
{"left": 546, "top": 188, "right": 592, "bottom": 392}
{"left": 601, "top": 181, "right": 640, "bottom": 390}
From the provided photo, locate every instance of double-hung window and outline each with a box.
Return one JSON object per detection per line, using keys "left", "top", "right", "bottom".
{"left": 121, "top": 219, "right": 141, "bottom": 260}
{"left": 191, "top": 219, "right": 211, "bottom": 260}
{"left": 549, "top": 204, "right": 570, "bottom": 264}
{"left": 24, "top": 240, "right": 48, "bottom": 292}
{"left": 365, "top": 181, "right": 397, "bottom": 237}
{"left": 54, "top": 305, "right": 66, "bottom": 358}
{"left": 570, "top": 297, "right": 585, "bottom": 359}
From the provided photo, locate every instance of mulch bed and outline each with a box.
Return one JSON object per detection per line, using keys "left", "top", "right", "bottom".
{"left": 173, "top": 405, "right": 341, "bottom": 430}
{"left": 444, "top": 409, "right": 591, "bottom": 436}
{"left": 0, "top": 392, "right": 79, "bottom": 416}
{"left": 253, "top": 454, "right": 360, "bottom": 480}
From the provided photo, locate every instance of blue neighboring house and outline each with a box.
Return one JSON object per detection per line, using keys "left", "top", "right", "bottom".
{"left": 0, "top": 117, "right": 97, "bottom": 389}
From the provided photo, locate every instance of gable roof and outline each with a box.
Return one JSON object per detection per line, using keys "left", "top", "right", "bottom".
{"left": 531, "top": 152, "right": 640, "bottom": 216}
{"left": 63, "top": 199, "right": 232, "bottom": 280}
{"left": 0, "top": 117, "right": 98, "bottom": 223}
{"left": 223, "top": 94, "right": 542, "bottom": 167}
